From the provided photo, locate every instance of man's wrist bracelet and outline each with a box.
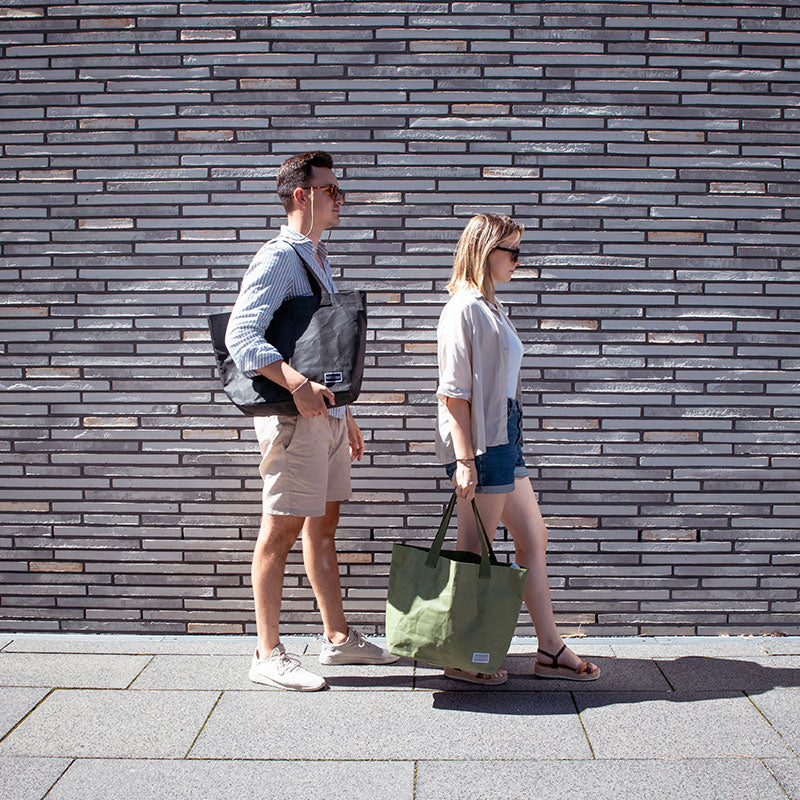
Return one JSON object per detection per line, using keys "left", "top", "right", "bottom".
{"left": 291, "top": 377, "right": 309, "bottom": 395}
{"left": 456, "top": 457, "right": 475, "bottom": 464}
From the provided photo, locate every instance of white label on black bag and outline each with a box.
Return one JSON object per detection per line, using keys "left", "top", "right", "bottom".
{"left": 324, "top": 371, "right": 343, "bottom": 384}
{"left": 472, "top": 652, "right": 491, "bottom": 664}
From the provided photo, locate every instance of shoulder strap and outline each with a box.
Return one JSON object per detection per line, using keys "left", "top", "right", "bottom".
{"left": 283, "top": 242, "right": 331, "bottom": 305}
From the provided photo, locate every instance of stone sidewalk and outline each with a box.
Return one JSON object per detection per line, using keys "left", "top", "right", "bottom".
{"left": 1, "top": 634, "right": 798, "bottom": 799}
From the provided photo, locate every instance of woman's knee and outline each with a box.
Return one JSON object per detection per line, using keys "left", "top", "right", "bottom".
{"left": 514, "top": 524, "right": 548, "bottom": 565}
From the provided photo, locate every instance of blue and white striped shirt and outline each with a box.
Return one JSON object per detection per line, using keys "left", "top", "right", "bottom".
{"left": 225, "top": 224, "right": 346, "bottom": 419}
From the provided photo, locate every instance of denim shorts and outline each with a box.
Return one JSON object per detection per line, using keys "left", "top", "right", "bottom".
{"left": 445, "top": 398, "right": 528, "bottom": 494}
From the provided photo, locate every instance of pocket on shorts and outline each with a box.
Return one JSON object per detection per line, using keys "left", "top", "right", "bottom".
{"left": 284, "top": 414, "right": 333, "bottom": 459}
{"left": 255, "top": 414, "right": 299, "bottom": 478}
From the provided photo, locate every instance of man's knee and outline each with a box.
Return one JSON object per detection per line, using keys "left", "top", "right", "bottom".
{"left": 256, "top": 513, "right": 305, "bottom": 556}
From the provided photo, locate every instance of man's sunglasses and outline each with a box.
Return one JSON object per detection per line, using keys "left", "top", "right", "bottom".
{"left": 495, "top": 246, "right": 520, "bottom": 261}
{"left": 303, "top": 184, "right": 345, "bottom": 202}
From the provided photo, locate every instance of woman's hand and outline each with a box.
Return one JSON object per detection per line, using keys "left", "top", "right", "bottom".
{"left": 346, "top": 413, "right": 365, "bottom": 462}
{"left": 453, "top": 460, "right": 477, "bottom": 501}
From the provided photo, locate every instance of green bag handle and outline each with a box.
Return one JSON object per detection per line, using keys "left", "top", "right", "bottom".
{"left": 425, "top": 491, "right": 499, "bottom": 579}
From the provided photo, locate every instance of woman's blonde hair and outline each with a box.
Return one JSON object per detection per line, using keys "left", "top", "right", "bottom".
{"left": 445, "top": 213, "right": 524, "bottom": 301}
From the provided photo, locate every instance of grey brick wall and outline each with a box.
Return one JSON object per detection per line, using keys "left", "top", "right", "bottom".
{"left": 2, "top": 1, "right": 799, "bottom": 637}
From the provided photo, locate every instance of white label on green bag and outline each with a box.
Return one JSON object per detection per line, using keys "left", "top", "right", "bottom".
{"left": 472, "top": 652, "right": 490, "bottom": 664}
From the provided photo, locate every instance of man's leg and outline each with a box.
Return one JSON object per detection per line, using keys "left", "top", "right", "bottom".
{"left": 301, "top": 501, "right": 349, "bottom": 644}
{"left": 252, "top": 511, "right": 305, "bottom": 658}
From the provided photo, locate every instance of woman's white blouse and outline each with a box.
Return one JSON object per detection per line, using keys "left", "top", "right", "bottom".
{"left": 435, "top": 287, "right": 522, "bottom": 463}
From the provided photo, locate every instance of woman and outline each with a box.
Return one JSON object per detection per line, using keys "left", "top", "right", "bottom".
{"left": 435, "top": 213, "right": 600, "bottom": 685}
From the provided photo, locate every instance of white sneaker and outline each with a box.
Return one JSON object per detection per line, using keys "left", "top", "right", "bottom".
{"left": 249, "top": 644, "right": 327, "bottom": 691}
{"left": 318, "top": 627, "right": 400, "bottom": 666}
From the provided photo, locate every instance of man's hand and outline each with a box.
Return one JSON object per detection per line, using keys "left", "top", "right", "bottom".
{"left": 291, "top": 379, "right": 334, "bottom": 418}
{"left": 347, "top": 414, "right": 365, "bottom": 462}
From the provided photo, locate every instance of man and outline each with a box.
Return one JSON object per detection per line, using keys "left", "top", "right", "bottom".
{"left": 225, "top": 151, "right": 397, "bottom": 691}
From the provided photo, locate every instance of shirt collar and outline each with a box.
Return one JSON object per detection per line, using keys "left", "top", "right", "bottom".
{"left": 279, "top": 224, "right": 328, "bottom": 260}
{"left": 456, "top": 285, "right": 505, "bottom": 315}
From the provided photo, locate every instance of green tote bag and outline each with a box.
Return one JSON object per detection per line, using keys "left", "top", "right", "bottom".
{"left": 385, "top": 492, "right": 529, "bottom": 674}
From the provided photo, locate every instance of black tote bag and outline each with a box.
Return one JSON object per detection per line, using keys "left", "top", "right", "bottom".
{"left": 208, "top": 245, "right": 367, "bottom": 416}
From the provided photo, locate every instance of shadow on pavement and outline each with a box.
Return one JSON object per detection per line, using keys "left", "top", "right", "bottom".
{"left": 422, "top": 655, "right": 800, "bottom": 715}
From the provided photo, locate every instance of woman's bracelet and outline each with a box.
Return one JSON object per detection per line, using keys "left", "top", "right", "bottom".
{"left": 456, "top": 457, "right": 475, "bottom": 464}
{"left": 291, "top": 377, "right": 309, "bottom": 395}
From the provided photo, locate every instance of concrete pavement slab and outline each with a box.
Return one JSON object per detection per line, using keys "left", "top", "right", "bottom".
{"left": 417, "top": 757, "right": 789, "bottom": 800}
{"left": 129, "top": 654, "right": 284, "bottom": 692}
{"left": 657, "top": 655, "right": 800, "bottom": 694}
{"left": 0, "top": 689, "right": 219, "bottom": 759}
{"left": 764, "top": 758, "right": 800, "bottom": 800}
{"left": 0, "top": 652, "right": 151, "bottom": 689}
{"left": 2, "top": 634, "right": 276, "bottom": 656}
{"left": 0, "top": 757, "right": 72, "bottom": 800}
{"left": 321, "top": 659, "right": 418, "bottom": 691}
{"left": 190, "top": 690, "right": 590, "bottom": 760}
{"left": 0, "top": 688, "right": 50, "bottom": 738}
{"left": 762, "top": 638, "right": 800, "bottom": 656}
{"left": 129, "top": 654, "right": 416, "bottom": 692}
{"left": 0, "top": 640, "right": 11, "bottom": 652}
{"left": 304, "top": 634, "right": 385, "bottom": 656}
{"left": 747, "top": 688, "right": 800, "bottom": 752}
{"left": 416, "top": 654, "right": 669, "bottom": 692}
{"left": 43, "top": 758, "right": 414, "bottom": 800}
{"left": 506, "top": 639, "right": 615, "bottom": 658}
{"left": 576, "top": 692, "right": 794, "bottom": 759}
{"left": 609, "top": 636, "right": 769, "bottom": 659}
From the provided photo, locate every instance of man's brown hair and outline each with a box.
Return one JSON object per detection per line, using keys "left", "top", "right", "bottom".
{"left": 276, "top": 151, "right": 334, "bottom": 212}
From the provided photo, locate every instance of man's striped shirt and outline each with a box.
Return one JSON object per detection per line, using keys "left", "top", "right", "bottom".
{"left": 225, "top": 224, "right": 345, "bottom": 419}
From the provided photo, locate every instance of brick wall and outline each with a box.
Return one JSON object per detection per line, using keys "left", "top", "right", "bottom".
{"left": 2, "top": 1, "right": 799, "bottom": 636}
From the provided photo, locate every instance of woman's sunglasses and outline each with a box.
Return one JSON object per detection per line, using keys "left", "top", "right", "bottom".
{"left": 495, "top": 246, "right": 520, "bottom": 261}
{"left": 303, "top": 184, "right": 345, "bottom": 202}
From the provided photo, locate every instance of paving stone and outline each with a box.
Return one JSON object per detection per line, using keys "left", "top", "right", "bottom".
{"left": 575, "top": 692, "right": 794, "bottom": 759}
{"left": 322, "top": 659, "right": 417, "bottom": 691}
{"left": 657, "top": 655, "right": 800, "bottom": 694}
{"left": 0, "top": 688, "right": 50, "bottom": 738}
{"left": 506, "top": 639, "right": 616, "bottom": 658}
{"left": 0, "top": 689, "right": 218, "bottom": 759}
{"left": 763, "top": 758, "right": 800, "bottom": 800}
{"left": 43, "top": 758, "right": 414, "bottom": 800}
{"left": 415, "top": 653, "right": 669, "bottom": 692}
{"left": 761, "top": 638, "right": 800, "bottom": 656}
{"left": 609, "top": 636, "right": 769, "bottom": 659}
{"left": 0, "top": 757, "right": 72, "bottom": 800}
{"left": 303, "top": 634, "right": 386, "bottom": 656}
{"left": 417, "top": 757, "right": 789, "bottom": 800}
{"left": 190, "top": 690, "right": 590, "bottom": 760}
{"left": 0, "top": 652, "right": 151, "bottom": 689}
{"left": 2, "top": 634, "right": 267, "bottom": 656}
{"left": 747, "top": 688, "right": 800, "bottom": 752}
{"left": 129, "top": 653, "right": 415, "bottom": 692}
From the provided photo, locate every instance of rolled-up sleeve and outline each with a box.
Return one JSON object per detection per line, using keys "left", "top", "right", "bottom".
{"left": 224, "top": 245, "right": 295, "bottom": 377}
{"left": 436, "top": 299, "right": 473, "bottom": 402}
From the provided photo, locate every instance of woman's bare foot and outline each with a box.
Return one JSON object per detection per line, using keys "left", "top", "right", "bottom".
{"left": 535, "top": 643, "right": 600, "bottom": 680}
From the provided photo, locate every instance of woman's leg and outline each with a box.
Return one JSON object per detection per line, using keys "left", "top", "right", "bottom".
{"left": 501, "top": 476, "right": 599, "bottom": 675}
{"left": 455, "top": 492, "right": 506, "bottom": 554}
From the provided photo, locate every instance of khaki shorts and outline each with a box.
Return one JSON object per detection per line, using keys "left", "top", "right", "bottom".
{"left": 253, "top": 413, "right": 351, "bottom": 518}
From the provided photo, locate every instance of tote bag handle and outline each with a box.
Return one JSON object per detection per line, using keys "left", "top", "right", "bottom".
{"left": 287, "top": 243, "right": 333, "bottom": 307}
{"left": 425, "top": 491, "right": 499, "bottom": 579}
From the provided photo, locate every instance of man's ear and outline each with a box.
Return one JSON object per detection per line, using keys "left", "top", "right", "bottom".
{"left": 292, "top": 186, "right": 306, "bottom": 210}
